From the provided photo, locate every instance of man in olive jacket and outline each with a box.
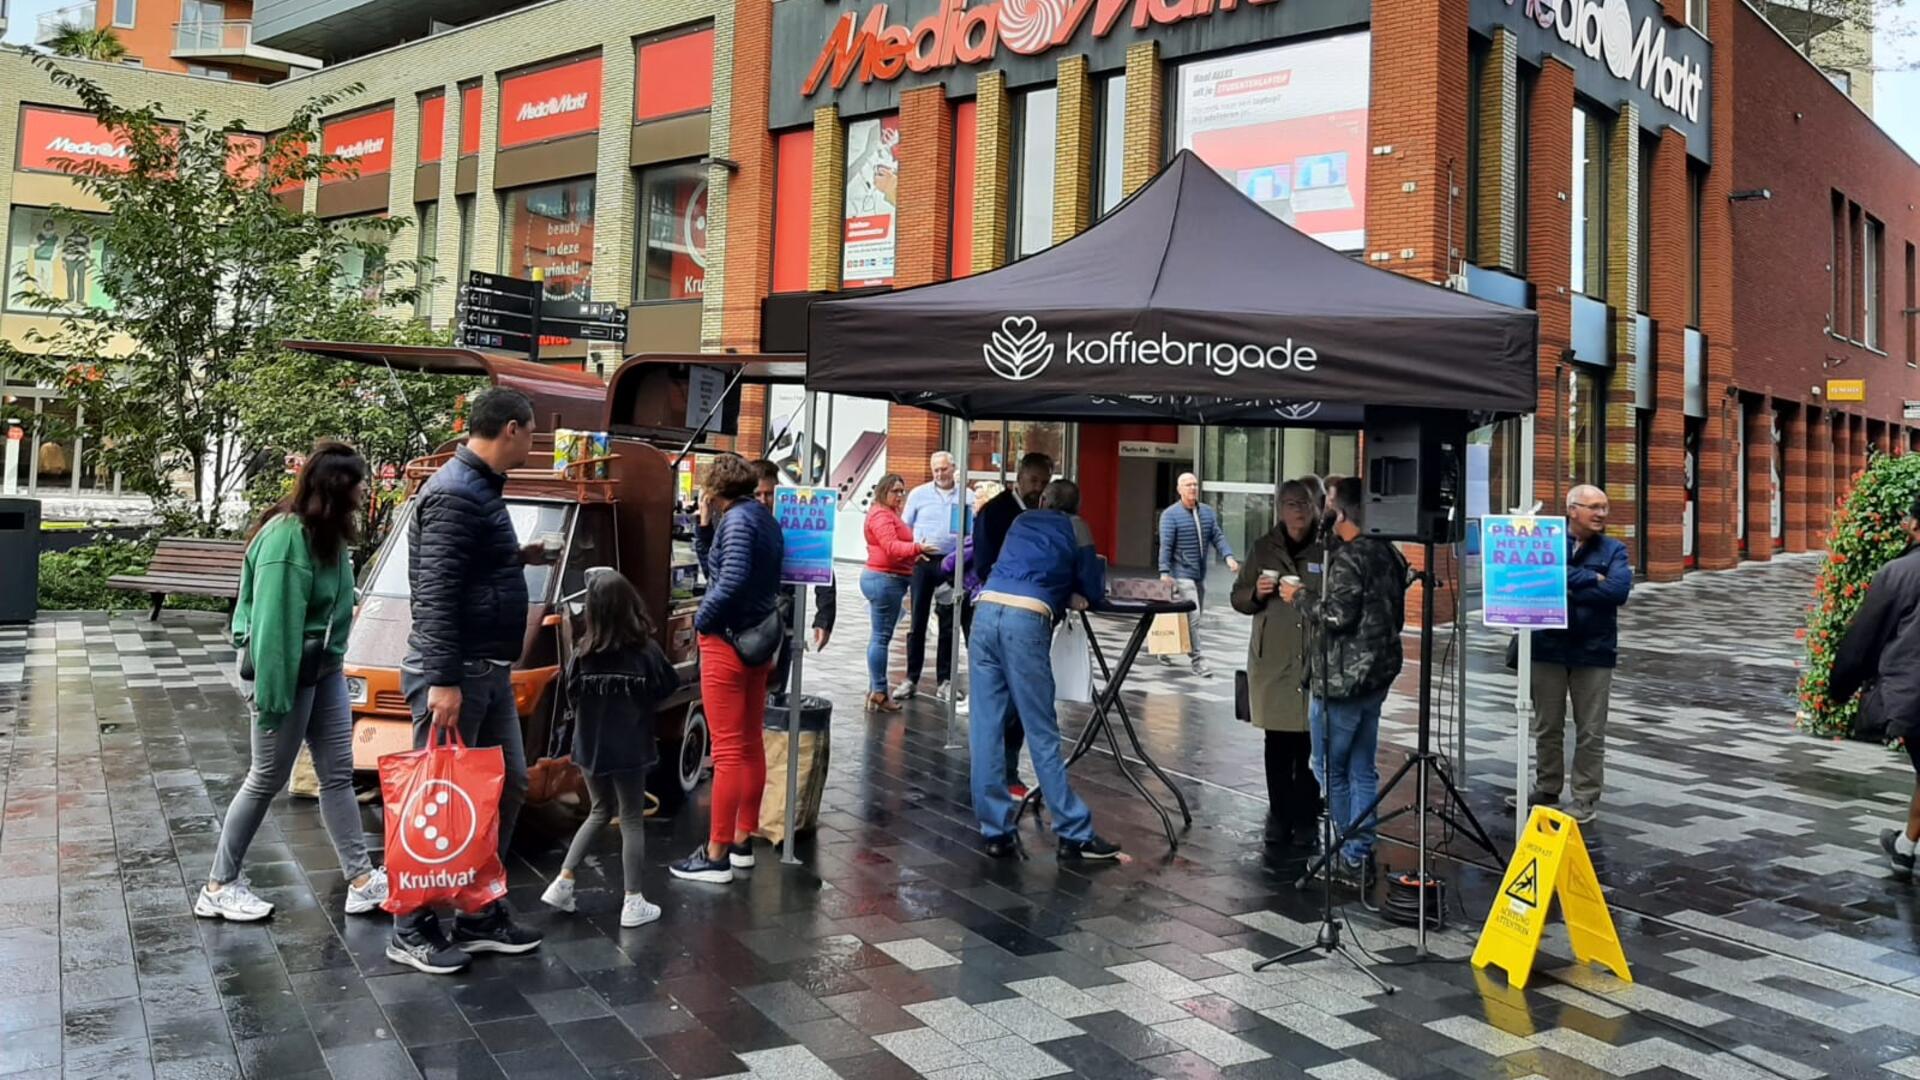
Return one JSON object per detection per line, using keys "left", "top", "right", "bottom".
{"left": 1231, "top": 479, "right": 1326, "bottom": 847}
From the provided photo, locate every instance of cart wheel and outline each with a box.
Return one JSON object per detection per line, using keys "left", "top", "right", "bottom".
{"left": 678, "top": 703, "right": 710, "bottom": 796}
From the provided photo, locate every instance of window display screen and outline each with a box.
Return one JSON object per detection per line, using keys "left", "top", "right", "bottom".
{"left": 638, "top": 162, "right": 707, "bottom": 301}
{"left": 6, "top": 207, "right": 113, "bottom": 314}
{"left": 501, "top": 178, "right": 596, "bottom": 301}
{"left": 842, "top": 115, "right": 898, "bottom": 287}
{"left": 1175, "top": 32, "right": 1371, "bottom": 251}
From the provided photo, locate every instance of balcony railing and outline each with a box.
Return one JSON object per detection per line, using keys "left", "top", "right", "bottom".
{"left": 174, "top": 18, "right": 252, "bottom": 52}
{"left": 35, "top": 1, "right": 97, "bottom": 46}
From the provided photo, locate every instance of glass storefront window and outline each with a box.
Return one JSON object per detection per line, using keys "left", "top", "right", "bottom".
{"left": 1569, "top": 366, "right": 1606, "bottom": 489}
{"left": 843, "top": 116, "right": 899, "bottom": 287}
{"left": 967, "top": 421, "right": 1072, "bottom": 484}
{"left": 1571, "top": 106, "right": 1607, "bottom": 298}
{"left": 1174, "top": 33, "right": 1371, "bottom": 252}
{"left": 331, "top": 216, "right": 390, "bottom": 304}
{"left": 501, "top": 178, "right": 597, "bottom": 301}
{"left": 456, "top": 194, "right": 475, "bottom": 285}
{"left": 414, "top": 200, "right": 438, "bottom": 320}
{"left": 637, "top": 161, "right": 709, "bottom": 301}
{"left": 1098, "top": 74, "right": 1127, "bottom": 216}
{"left": 1014, "top": 88, "right": 1056, "bottom": 258}
{"left": 0, "top": 384, "right": 118, "bottom": 496}
{"left": 6, "top": 207, "right": 113, "bottom": 315}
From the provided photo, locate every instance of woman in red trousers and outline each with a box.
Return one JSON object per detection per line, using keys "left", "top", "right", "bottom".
{"left": 672, "top": 453, "right": 785, "bottom": 884}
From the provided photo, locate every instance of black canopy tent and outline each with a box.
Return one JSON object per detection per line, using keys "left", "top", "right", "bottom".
{"left": 807, "top": 150, "right": 1538, "bottom": 425}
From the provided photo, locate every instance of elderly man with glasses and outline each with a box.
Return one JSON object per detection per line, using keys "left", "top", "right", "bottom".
{"left": 1515, "top": 484, "right": 1633, "bottom": 824}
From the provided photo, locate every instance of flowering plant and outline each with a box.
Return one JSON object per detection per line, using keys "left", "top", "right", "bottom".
{"left": 1796, "top": 451, "right": 1920, "bottom": 737}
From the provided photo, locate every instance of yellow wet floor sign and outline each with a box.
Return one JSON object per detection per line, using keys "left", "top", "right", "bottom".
{"left": 1470, "top": 806, "right": 1632, "bottom": 990}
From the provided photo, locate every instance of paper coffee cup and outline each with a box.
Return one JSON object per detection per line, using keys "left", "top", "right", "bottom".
{"left": 1261, "top": 569, "right": 1281, "bottom": 583}
{"left": 1281, "top": 575, "right": 1302, "bottom": 587}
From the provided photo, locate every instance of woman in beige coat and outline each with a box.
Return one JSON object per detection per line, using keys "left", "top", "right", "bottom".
{"left": 1230, "top": 479, "right": 1326, "bottom": 846}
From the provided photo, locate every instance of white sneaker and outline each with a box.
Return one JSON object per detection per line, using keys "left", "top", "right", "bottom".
{"left": 194, "top": 880, "right": 273, "bottom": 922}
{"left": 344, "top": 867, "right": 388, "bottom": 915}
{"left": 620, "top": 894, "right": 662, "bottom": 928}
{"left": 934, "top": 681, "right": 965, "bottom": 705}
{"left": 956, "top": 695, "right": 971, "bottom": 716}
{"left": 541, "top": 875, "right": 577, "bottom": 913}
{"left": 889, "top": 680, "right": 917, "bottom": 702}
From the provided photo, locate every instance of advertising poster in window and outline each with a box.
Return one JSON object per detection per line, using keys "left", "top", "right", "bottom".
{"left": 766, "top": 385, "right": 891, "bottom": 563}
{"left": 6, "top": 208, "right": 113, "bottom": 314}
{"left": 1175, "top": 32, "right": 1370, "bottom": 251}
{"left": 842, "top": 116, "right": 899, "bottom": 287}
{"left": 640, "top": 167, "right": 707, "bottom": 300}
{"left": 503, "top": 179, "right": 596, "bottom": 302}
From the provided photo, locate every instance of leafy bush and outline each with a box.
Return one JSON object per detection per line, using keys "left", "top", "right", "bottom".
{"left": 38, "top": 539, "right": 228, "bottom": 613}
{"left": 1795, "top": 451, "right": 1920, "bottom": 737}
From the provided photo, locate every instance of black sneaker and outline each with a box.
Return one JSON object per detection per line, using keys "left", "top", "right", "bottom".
{"left": 983, "top": 834, "right": 1019, "bottom": 859}
{"left": 1058, "top": 836, "right": 1122, "bottom": 862}
{"left": 452, "top": 906, "right": 543, "bottom": 955}
{"left": 729, "top": 841, "right": 756, "bottom": 869}
{"left": 1333, "top": 851, "right": 1377, "bottom": 890}
{"left": 1882, "top": 830, "right": 1916, "bottom": 882}
{"left": 669, "top": 847, "right": 734, "bottom": 884}
{"left": 387, "top": 918, "right": 471, "bottom": 975}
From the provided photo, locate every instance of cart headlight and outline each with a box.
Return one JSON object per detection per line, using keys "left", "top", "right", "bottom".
{"left": 346, "top": 676, "right": 368, "bottom": 706}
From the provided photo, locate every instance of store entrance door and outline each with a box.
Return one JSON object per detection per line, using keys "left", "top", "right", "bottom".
{"left": 1116, "top": 457, "right": 1190, "bottom": 570}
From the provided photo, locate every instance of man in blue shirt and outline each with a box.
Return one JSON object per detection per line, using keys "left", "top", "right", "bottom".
{"left": 898, "top": 451, "right": 963, "bottom": 703}
{"left": 1158, "top": 472, "right": 1239, "bottom": 677}
{"left": 1521, "top": 484, "right": 1632, "bottom": 825}
{"left": 969, "top": 479, "right": 1120, "bottom": 863}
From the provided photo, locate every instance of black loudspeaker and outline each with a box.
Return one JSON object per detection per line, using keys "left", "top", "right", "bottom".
{"left": 1361, "top": 408, "right": 1466, "bottom": 544}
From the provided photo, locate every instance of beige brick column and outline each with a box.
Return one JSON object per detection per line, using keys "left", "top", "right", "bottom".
{"left": 808, "top": 105, "right": 845, "bottom": 292}
{"left": 1604, "top": 103, "right": 1641, "bottom": 550}
{"left": 1474, "top": 27, "right": 1518, "bottom": 272}
{"left": 1053, "top": 55, "right": 1095, "bottom": 245}
{"left": 701, "top": 0, "right": 740, "bottom": 350}
{"left": 472, "top": 73, "right": 504, "bottom": 276}
{"left": 971, "top": 72, "right": 1012, "bottom": 275}
{"left": 595, "top": 37, "right": 639, "bottom": 305}
{"left": 386, "top": 96, "right": 421, "bottom": 319}
{"left": 1121, "top": 41, "right": 1163, "bottom": 198}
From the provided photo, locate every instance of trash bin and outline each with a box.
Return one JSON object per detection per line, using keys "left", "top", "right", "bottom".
{"left": 0, "top": 497, "right": 41, "bottom": 624}
{"left": 757, "top": 693, "right": 832, "bottom": 844}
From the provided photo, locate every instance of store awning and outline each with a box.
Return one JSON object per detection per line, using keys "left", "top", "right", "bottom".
{"left": 807, "top": 151, "right": 1537, "bottom": 426}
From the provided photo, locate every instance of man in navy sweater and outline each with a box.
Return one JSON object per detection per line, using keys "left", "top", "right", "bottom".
{"left": 1523, "top": 484, "right": 1632, "bottom": 824}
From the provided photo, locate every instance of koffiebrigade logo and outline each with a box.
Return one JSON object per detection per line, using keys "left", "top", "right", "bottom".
{"left": 983, "top": 315, "right": 1320, "bottom": 382}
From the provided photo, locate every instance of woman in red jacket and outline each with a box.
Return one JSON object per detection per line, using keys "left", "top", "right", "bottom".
{"left": 862, "top": 473, "right": 937, "bottom": 713}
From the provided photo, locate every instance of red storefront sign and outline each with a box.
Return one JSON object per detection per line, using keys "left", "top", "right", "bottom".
{"left": 499, "top": 56, "right": 603, "bottom": 148}
{"left": 461, "top": 85, "right": 482, "bottom": 155}
{"left": 271, "top": 135, "right": 308, "bottom": 195}
{"left": 804, "top": 0, "right": 1280, "bottom": 95}
{"left": 320, "top": 107, "right": 395, "bottom": 184}
{"left": 419, "top": 94, "right": 446, "bottom": 164}
{"left": 636, "top": 28, "right": 714, "bottom": 121}
{"left": 17, "top": 106, "right": 134, "bottom": 174}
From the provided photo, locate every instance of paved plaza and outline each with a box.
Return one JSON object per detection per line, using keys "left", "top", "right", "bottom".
{"left": 2, "top": 554, "right": 1918, "bottom": 1079}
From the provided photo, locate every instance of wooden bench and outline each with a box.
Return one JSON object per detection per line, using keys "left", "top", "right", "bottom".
{"left": 106, "top": 537, "right": 247, "bottom": 621}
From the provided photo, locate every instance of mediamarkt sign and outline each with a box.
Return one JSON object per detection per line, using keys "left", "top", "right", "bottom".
{"left": 1509, "top": 0, "right": 1703, "bottom": 123}
{"left": 806, "top": 0, "right": 1281, "bottom": 95}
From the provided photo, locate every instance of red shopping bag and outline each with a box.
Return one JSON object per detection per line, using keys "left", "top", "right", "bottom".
{"left": 379, "top": 726, "right": 509, "bottom": 914}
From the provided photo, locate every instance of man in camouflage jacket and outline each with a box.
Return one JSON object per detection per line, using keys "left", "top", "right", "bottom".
{"left": 1279, "top": 477, "right": 1409, "bottom": 875}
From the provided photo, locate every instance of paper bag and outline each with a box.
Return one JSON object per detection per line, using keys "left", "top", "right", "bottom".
{"left": 758, "top": 729, "right": 831, "bottom": 844}
{"left": 1051, "top": 619, "right": 1095, "bottom": 704}
{"left": 1146, "top": 612, "right": 1192, "bottom": 655}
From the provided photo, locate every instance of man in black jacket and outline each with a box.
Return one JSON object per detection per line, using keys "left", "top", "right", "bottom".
{"left": 1830, "top": 499, "right": 1920, "bottom": 882}
{"left": 389, "top": 388, "right": 551, "bottom": 974}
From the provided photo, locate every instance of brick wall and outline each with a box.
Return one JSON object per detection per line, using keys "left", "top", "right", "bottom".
{"left": 972, "top": 72, "right": 1013, "bottom": 275}
{"left": 1743, "top": 399, "right": 1774, "bottom": 561}
{"left": 1603, "top": 103, "right": 1641, "bottom": 562}
{"left": 1053, "top": 55, "right": 1095, "bottom": 245}
{"left": 1646, "top": 128, "right": 1691, "bottom": 581}
{"left": 1120, "top": 42, "right": 1162, "bottom": 199}
{"left": 807, "top": 106, "right": 844, "bottom": 292}
{"left": 885, "top": 84, "right": 957, "bottom": 487}
{"left": 717, "top": 0, "right": 773, "bottom": 351}
{"left": 1525, "top": 61, "right": 1575, "bottom": 517}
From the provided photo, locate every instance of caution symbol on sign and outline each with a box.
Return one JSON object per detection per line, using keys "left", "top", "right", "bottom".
{"left": 1503, "top": 857, "right": 1539, "bottom": 909}
{"left": 1471, "top": 807, "right": 1631, "bottom": 990}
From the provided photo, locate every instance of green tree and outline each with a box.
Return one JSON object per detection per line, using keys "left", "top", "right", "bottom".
{"left": 1795, "top": 451, "right": 1920, "bottom": 738}
{"left": 45, "top": 25, "right": 129, "bottom": 62}
{"left": 0, "top": 51, "right": 427, "bottom": 534}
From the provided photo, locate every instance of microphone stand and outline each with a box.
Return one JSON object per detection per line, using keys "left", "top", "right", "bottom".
{"left": 1254, "top": 521, "right": 1392, "bottom": 993}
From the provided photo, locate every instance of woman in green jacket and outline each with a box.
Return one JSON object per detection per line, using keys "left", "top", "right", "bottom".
{"left": 1230, "top": 479, "right": 1327, "bottom": 848}
{"left": 197, "top": 442, "right": 387, "bottom": 922}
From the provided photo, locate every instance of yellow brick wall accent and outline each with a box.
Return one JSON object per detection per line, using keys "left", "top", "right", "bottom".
{"left": 1608, "top": 103, "right": 1641, "bottom": 348}
{"left": 700, "top": 0, "right": 737, "bottom": 348}
{"left": 972, "top": 71, "right": 1012, "bottom": 275}
{"left": 1121, "top": 41, "right": 1162, "bottom": 199}
{"left": 1475, "top": 28, "right": 1519, "bottom": 272}
{"left": 1052, "top": 55, "right": 1094, "bottom": 246}
{"left": 809, "top": 106, "right": 845, "bottom": 292}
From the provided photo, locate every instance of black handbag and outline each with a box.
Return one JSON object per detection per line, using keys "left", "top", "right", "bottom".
{"left": 724, "top": 594, "right": 790, "bottom": 668}
{"left": 238, "top": 623, "right": 335, "bottom": 688}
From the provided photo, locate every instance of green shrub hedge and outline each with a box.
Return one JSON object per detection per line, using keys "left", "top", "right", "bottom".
{"left": 38, "top": 539, "right": 230, "bottom": 613}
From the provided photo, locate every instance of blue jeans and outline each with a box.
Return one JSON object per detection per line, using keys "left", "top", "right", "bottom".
{"left": 968, "top": 602, "right": 1093, "bottom": 844}
{"left": 213, "top": 670, "right": 370, "bottom": 886}
{"left": 1310, "top": 688, "right": 1387, "bottom": 862}
{"left": 860, "top": 570, "right": 910, "bottom": 693}
{"left": 397, "top": 662, "right": 526, "bottom": 924}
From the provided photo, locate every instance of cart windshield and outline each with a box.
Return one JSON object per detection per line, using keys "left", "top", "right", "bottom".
{"left": 366, "top": 500, "right": 573, "bottom": 601}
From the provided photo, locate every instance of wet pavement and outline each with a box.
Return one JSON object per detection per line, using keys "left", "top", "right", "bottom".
{"left": 1, "top": 554, "right": 1917, "bottom": 1079}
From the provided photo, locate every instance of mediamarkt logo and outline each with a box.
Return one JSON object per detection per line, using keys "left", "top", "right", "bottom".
{"left": 806, "top": 0, "right": 1280, "bottom": 96}
{"left": 46, "top": 136, "right": 129, "bottom": 160}
{"left": 517, "top": 92, "right": 590, "bottom": 122}
{"left": 984, "top": 315, "right": 1318, "bottom": 382}
{"left": 331, "top": 137, "right": 385, "bottom": 160}
{"left": 1509, "top": 0, "right": 1704, "bottom": 123}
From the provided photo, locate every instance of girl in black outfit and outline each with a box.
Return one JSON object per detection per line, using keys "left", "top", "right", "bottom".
{"left": 542, "top": 570, "right": 677, "bottom": 927}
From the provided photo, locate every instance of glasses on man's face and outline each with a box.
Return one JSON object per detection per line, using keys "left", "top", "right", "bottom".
{"left": 1572, "top": 502, "right": 1608, "bottom": 513}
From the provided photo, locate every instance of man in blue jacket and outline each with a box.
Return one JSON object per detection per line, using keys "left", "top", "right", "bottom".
{"left": 1524, "top": 484, "right": 1632, "bottom": 824}
{"left": 1158, "top": 472, "right": 1239, "bottom": 677}
{"left": 969, "top": 480, "right": 1121, "bottom": 863}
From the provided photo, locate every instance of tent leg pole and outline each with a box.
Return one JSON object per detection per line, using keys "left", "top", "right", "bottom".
{"left": 781, "top": 391, "right": 821, "bottom": 867}
{"left": 1513, "top": 414, "right": 1536, "bottom": 828}
{"left": 946, "top": 419, "right": 969, "bottom": 751}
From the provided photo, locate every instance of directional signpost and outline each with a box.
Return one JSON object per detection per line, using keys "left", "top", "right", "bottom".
{"left": 455, "top": 270, "right": 628, "bottom": 362}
